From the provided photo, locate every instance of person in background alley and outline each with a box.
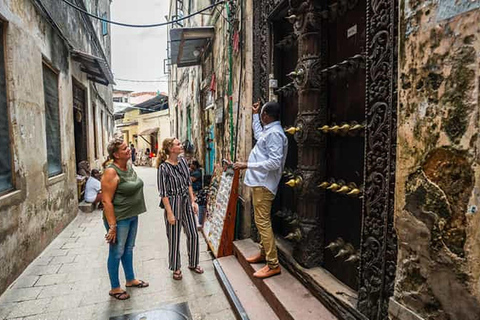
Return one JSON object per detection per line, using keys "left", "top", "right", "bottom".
{"left": 189, "top": 160, "right": 205, "bottom": 226}
{"left": 234, "top": 101, "right": 288, "bottom": 279}
{"left": 156, "top": 138, "right": 204, "bottom": 280}
{"left": 101, "top": 137, "right": 149, "bottom": 300}
{"left": 84, "top": 169, "right": 103, "bottom": 209}
{"left": 189, "top": 160, "right": 203, "bottom": 192}
{"left": 130, "top": 143, "right": 136, "bottom": 165}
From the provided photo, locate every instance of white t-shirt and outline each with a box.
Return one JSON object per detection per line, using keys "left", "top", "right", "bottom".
{"left": 85, "top": 177, "right": 101, "bottom": 202}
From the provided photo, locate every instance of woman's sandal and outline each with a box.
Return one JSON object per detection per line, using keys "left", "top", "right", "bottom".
{"left": 188, "top": 266, "right": 204, "bottom": 274}
{"left": 109, "top": 290, "right": 130, "bottom": 300}
{"left": 173, "top": 270, "right": 182, "bottom": 280}
{"left": 126, "top": 280, "right": 149, "bottom": 288}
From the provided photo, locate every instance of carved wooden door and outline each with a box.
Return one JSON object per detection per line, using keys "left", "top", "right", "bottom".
{"left": 271, "top": 4, "right": 299, "bottom": 235}
{"left": 322, "top": 0, "right": 367, "bottom": 291}
{"left": 254, "top": 0, "right": 398, "bottom": 318}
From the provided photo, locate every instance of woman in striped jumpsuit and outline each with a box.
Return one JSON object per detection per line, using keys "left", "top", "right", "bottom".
{"left": 157, "top": 138, "right": 204, "bottom": 280}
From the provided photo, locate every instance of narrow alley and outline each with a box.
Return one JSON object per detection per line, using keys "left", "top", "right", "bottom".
{"left": 0, "top": 167, "right": 235, "bottom": 320}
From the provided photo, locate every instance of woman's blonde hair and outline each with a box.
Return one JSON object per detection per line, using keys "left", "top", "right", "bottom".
{"left": 155, "top": 137, "right": 176, "bottom": 168}
{"left": 103, "top": 137, "right": 124, "bottom": 168}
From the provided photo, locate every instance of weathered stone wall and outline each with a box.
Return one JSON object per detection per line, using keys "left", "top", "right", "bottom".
{"left": 0, "top": 0, "right": 112, "bottom": 295}
{"left": 394, "top": 1, "right": 480, "bottom": 319}
{"left": 168, "top": 0, "right": 254, "bottom": 237}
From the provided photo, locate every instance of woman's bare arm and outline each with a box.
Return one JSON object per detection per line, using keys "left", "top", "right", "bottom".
{"left": 101, "top": 168, "right": 119, "bottom": 242}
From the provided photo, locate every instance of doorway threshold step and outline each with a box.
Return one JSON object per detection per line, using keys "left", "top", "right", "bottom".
{"left": 215, "top": 256, "right": 279, "bottom": 320}
{"left": 233, "top": 239, "right": 338, "bottom": 320}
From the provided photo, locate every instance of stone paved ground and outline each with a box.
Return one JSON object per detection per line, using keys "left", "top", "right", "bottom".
{"left": 0, "top": 166, "right": 235, "bottom": 320}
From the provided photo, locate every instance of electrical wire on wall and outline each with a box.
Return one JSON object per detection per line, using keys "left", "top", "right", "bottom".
{"left": 60, "top": 0, "right": 226, "bottom": 28}
{"left": 60, "top": 0, "right": 245, "bottom": 162}
{"left": 226, "top": 0, "right": 235, "bottom": 160}
{"left": 233, "top": 0, "right": 244, "bottom": 163}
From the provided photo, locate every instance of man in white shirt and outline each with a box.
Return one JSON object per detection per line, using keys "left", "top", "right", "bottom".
{"left": 84, "top": 169, "right": 102, "bottom": 206}
{"left": 234, "top": 101, "right": 288, "bottom": 279}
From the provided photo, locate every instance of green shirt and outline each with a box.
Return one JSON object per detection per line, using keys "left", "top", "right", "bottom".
{"left": 106, "top": 164, "right": 146, "bottom": 221}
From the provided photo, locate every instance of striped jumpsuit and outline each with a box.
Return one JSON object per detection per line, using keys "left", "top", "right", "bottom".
{"left": 157, "top": 157, "right": 200, "bottom": 271}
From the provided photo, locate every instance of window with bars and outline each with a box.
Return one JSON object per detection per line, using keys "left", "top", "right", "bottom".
{"left": 0, "top": 21, "right": 13, "bottom": 194}
{"left": 42, "top": 63, "right": 62, "bottom": 177}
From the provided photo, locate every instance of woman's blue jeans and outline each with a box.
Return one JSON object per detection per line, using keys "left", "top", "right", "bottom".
{"left": 104, "top": 216, "right": 138, "bottom": 289}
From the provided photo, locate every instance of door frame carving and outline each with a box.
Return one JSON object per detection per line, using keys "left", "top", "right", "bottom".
{"left": 252, "top": 0, "right": 398, "bottom": 319}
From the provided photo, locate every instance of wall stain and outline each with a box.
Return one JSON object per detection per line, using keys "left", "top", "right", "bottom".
{"left": 399, "top": 147, "right": 478, "bottom": 319}
{"left": 441, "top": 46, "right": 476, "bottom": 144}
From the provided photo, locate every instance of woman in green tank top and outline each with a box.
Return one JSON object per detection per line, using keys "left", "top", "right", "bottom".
{"left": 101, "top": 138, "right": 149, "bottom": 300}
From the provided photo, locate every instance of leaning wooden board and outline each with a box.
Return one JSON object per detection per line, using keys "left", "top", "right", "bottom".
{"left": 202, "top": 166, "right": 239, "bottom": 258}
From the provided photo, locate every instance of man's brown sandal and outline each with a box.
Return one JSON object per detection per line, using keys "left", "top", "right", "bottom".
{"left": 109, "top": 290, "right": 130, "bottom": 300}
{"left": 173, "top": 270, "right": 182, "bottom": 280}
{"left": 188, "top": 266, "right": 204, "bottom": 274}
{"left": 126, "top": 280, "right": 149, "bottom": 288}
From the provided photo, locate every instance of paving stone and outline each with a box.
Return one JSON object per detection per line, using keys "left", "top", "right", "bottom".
{"left": 0, "top": 287, "right": 42, "bottom": 303}
{"left": 58, "top": 305, "right": 96, "bottom": 320}
{"left": 64, "top": 237, "right": 80, "bottom": 244}
{"left": 60, "top": 242, "right": 84, "bottom": 250}
{"left": 11, "top": 276, "right": 39, "bottom": 289}
{"left": 32, "top": 256, "right": 54, "bottom": 267}
{"left": 26, "top": 265, "right": 61, "bottom": 276}
{"left": 5, "top": 298, "right": 50, "bottom": 318}
{"left": 0, "top": 303, "right": 14, "bottom": 320}
{"left": 56, "top": 263, "right": 91, "bottom": 274}
{"left": 43, "top": 249, "right": 69, "bottom": 258}
{"left": 22, "top": 311, "right": 60, "bottom": 320}
{"left": 89, "top": 301, "right": 125, "bottom": 319}
{"left": 47, "top": 294, "right": 83, "bottom": 311}
{"left": 67, "top": 248, "right": 98, "bottom": 256}
{"left": 190, "top": 293, "right": 231, "bottom": 315}
{"left": 79, "top": 289, "right": 115, "bottom": 306}
{"left": 37, "top": 284, "right": 73, "bottom": 298}
{"left": 49, "top": 255, "right": 77, "bottom": 265}
{"left": 34, "top": 274, "right": 68, "bottom": 287}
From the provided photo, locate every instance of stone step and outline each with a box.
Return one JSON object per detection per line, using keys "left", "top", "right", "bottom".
{"left": 78, "top": 201, "right": 95, "bottom": 213}
{"left": 233, "top": 239, "right": 338, "bottom": 320}
{"left": 215, "top": 256, "right": 279, "bottom": 320}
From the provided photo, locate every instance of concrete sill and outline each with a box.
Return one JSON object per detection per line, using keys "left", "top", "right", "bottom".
{"left": 389, "top": 298, "right": 424, "bottom": 320}
{"left": 47, "top": 173, "right": 66, "bottom": 186}
{"left": 0, "top": 189, "right": 24, "bottom": 209}
{"left": 0, "top": 189, "right": 22, "bottom": 203}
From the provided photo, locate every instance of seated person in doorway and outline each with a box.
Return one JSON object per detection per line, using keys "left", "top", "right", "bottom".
{"left": 130, "top": 143, "right": 136, "bottom": 164}
{"left": 85, "top": 169, "right": 103, "bottom": 208}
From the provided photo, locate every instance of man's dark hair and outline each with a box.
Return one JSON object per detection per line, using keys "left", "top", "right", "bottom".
{"left": 191, "top": 160, "right": 200, "bottom": 169}
{"left": 262, "top": 101, "right": 281, "bottom": 121}
{"left": 91, "top": 169, "right": 100, "bottom": 176}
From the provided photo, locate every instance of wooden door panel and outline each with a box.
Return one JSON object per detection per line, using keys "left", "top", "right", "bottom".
{"left": 323, "top": 0, "right": 367, "bottom": 290}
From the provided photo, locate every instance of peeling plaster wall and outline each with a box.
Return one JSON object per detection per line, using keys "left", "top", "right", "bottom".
{"left": 394, "top": 1, "right": 480, "bottom": 319}
{"left": 0, "top": 0, "right": 112, "bottom": 295}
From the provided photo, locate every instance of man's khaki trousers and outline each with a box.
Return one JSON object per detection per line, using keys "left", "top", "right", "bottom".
{"left": 252, "top": 186, "right": 278, "bottom": 269}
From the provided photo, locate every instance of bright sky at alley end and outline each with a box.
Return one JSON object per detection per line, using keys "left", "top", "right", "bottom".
{"left": 111, "top": 0, "right": 169, "bottom": 93}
